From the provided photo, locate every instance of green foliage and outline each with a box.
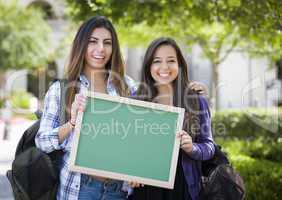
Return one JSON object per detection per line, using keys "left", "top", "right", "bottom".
{"left": 0, "top": 0, "right": 52, "bottom": 69}
{"left": 212, "top": 108, "right": 282, "bottom": 138}
{"left": 10, "top": 90, "right": 32, "bottom": 109}
{"left": 216, "top": 138, "right": 282, "bottom": 200}
{"left": 117, "top": 22, "right": 176, "bottom": 48}
{"left": 0, "top": 98, "right": 4, "bottom": 108}
{"left": 65, "top": 0, "right": 282, "bottom": 60}
{"left": 234, "top": 155, "right": 282, "bottom": 200}
{"left": 219, "top": 0, "right": 282, "bottom": 60}
{"left": 217, "top": 137, "right": 282, "bottom": 163}
{"left": 13, "top": 112, "right": 37, "bottom": 120}
{"left": 65, "top": 0, "right": 282, "bottom": 110}
{"left": 213, "top": 110, "right": 282, "bottom": 199}
{"left": 242, "top": 138, "right": 282, "bottom": 163}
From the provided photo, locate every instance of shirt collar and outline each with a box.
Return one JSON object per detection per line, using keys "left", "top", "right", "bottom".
{"left": 79, "top": 74, "right": 90, "bottom": 88}
{"left": 78, "top": 73, "right": 117, "bottom": 95}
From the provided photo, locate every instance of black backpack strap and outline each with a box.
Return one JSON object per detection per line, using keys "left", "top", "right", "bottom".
{"left": 58, "top": 79, "right": 69, "bottom": 126}
{"left": 57, "top": 78, "right": 81, "bottom": 126}
{"left": 33, "top": 79, "right": 69, "bottom": 124}
{"left": 48, "top": 79, "right": 69, "bottom": 159}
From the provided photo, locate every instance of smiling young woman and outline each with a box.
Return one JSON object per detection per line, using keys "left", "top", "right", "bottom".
{"left": 35, "top": 16, "right": 138, "bottom": 200}
{"left": 131, "top": 37, "right": 215, "bottom": 200}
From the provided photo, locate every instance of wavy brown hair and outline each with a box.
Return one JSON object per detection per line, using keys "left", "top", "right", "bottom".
{"left": 64, "top": 16, "right": 129, "bottom": 119}
{"left": 137, "top": 37, "right": 200, "bottom": 138}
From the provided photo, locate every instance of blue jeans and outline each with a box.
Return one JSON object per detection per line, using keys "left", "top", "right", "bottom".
{"left": 78, "top": 175, "right": 128, "bottom": 200}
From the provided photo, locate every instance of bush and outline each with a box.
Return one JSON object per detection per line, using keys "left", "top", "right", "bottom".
{"left": 212, "top": 109, "right": 282, "bottom": 199}
{"left": 216, "top": 137, "right": 282, "bottom": 163}
{"left": 216, "top": 138, "right": 282, "bottom": 200}
{"left": 242, "top": 137, "right": 282, "bottom": 163}
{"left": 212, "top": 108, "right": 282, "bottom": 139}
{"left": 234, "top": 155, "right": 282, "bottom": 200}
{"left": 10, "top": 90, "right": 32, "bottom": 109}
{"left": 0, "top": 98, "right": 4, "bottom": 108}
{"left": 14, "top": 112, "right": 37, "bottom": 120}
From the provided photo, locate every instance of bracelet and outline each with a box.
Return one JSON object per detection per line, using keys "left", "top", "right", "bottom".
{"left": 69, "top": 121, "right": 75, "bottom": 128}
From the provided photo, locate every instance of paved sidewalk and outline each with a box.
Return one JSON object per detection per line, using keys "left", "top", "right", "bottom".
{"left": 0, "top": 118, "right": 34, "bottom": 200}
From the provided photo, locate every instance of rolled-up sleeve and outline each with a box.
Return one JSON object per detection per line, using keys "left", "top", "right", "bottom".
{"left": 188, "top": 96, "right": 215, "bottom": 161}
{"left": 35, "top": 81, "right": 67, "bottom": 153}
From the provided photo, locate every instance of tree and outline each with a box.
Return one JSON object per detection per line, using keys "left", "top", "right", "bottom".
{"left": 0, "top": 1, "right": 53, "bottom": 140}
{"left": 0, "top": 0, "right": 52, "bottom": 70}
{"left": 277, "top": 58, "right": 282, "bottom": 81}
{"left": 65, "top": 0, "right": 282, "bottom": 109}
{"left": 178, "top": 20, "right": 240, "bottom": 109}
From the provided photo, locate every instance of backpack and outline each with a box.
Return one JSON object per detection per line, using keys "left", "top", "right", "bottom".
{"left": 6, "top": 79, "right": 69, "bottom": 200}
{"left": 199, "top": 144, "right": 246, "bottom": 200}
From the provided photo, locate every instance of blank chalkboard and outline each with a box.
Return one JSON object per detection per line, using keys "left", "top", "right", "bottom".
{"left": 69, "top": 92, "right": 185, "bottom": 189}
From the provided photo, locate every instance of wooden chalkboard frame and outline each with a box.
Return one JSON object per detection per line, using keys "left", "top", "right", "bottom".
{"left": 69, "top": 91, "right": 185, "bottom": 189}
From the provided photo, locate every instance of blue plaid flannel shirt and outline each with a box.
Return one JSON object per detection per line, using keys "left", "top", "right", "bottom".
{"left": 35, "top": 74, "right": 138, "bottom": 200}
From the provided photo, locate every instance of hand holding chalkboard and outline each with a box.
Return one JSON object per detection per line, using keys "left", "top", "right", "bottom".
{"left": 70, "top": 93, "right": 87, "bottom": 127}
{"left": 178, "top": 130, "right": 193, "bottom": 154}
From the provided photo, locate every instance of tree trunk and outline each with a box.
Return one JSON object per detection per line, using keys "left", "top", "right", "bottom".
{"left": 211, "top": 62, "right": 220, "bottom": 110}
{"left": 0, "top": 72, "right": 12, "bottom": 140}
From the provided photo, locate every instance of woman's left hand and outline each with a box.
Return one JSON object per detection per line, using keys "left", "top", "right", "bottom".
{"left": 177, "top": 130, "right": 193, "bottom": 154}
{"left": 188, "top": 81, "right": 208, "bottom": 95}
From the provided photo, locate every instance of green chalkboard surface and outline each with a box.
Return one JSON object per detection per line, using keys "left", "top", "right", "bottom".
{"left": 69, "top": 92, "right": 185, "bottom": 189}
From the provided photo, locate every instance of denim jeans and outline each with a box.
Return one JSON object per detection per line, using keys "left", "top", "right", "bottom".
{"left": 78, "top": 175, "right": 128, "bottom": 200}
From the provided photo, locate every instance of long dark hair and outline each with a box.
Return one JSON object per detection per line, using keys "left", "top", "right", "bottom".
{"left": 137, "top": 37, "right": 200, "bottom": 138}
{"left": 65, "top": 16, "right": 129, "bottom": 119}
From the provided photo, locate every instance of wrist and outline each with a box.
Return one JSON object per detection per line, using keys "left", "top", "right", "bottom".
{"left": 186, "top": 144, "right": 194, "bottom": 155}
{"left": 68, "top": 120, "right": 75, "bottom": 128}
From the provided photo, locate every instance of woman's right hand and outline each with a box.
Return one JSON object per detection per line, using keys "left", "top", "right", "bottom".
{"left": 59, "top": 93, "right": 87, "bottom": 143}
{"left": 69, "top": 93, "right": 87, "bottom": 127}
{"left": 128, "top": 181, "right": 144, "bottom": 188}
